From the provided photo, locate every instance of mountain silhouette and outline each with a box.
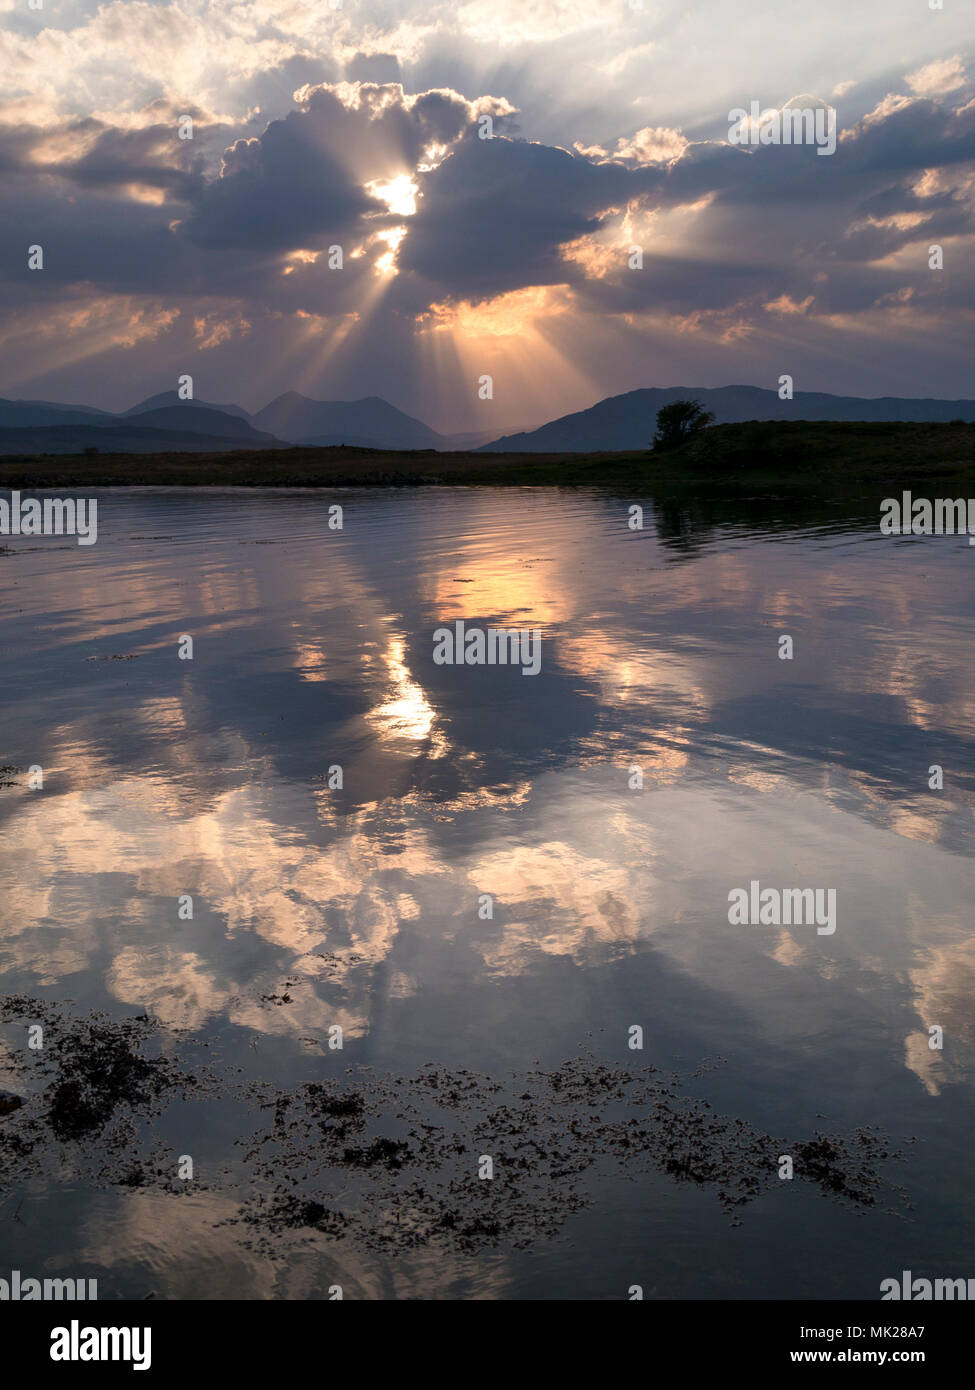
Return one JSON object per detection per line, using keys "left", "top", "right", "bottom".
{"left": 251, "top": 392, "right": 445, "bottom": 449}
{"left": 123, "top": 392, "right": 254, "bottom": 421}
{"left": 117, "top": 405, "right": 276, "bottom": 442}
{"left": 0, "top": 390, "right": 445, "bottom": 453}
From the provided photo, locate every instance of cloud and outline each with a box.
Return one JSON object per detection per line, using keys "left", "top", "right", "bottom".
{"left": 906, "top": 55, "right": 967, "bottom": 97}
{"left": 180, "top": 128, "right": 375, "bottom": 253}
{"left": 180, "top": 81, "right": 499, "bottom": 251}
{"left": 397, "top": 136, "right": 663, "bottom": 296}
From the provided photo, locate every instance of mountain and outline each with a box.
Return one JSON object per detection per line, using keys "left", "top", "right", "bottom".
{"left": 123, "top": 392, "right": 253, "bottom": 421}
{"left": 0, "top": 422, "right": 279, "bottom": 455}
{"left": 252, "top": 392, "right": 445, "bottom": 449}
{"left": 479, "top": 385, "right": 975, "bottom": 452}
{"left": 0, "top": 388, "right": 441, "bottom": 453}
{"left": 116, "top": 405, "right": 277, "bottom": 442}
{"left": 0, "top": 398, "right": 114, "bottom": 429}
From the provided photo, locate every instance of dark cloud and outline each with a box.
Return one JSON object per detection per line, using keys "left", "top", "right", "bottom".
{"left": 397, "top": 136, "right": 662, "bottom": 295}
{"left": 180, "top": 82, "right": 482, "bottom": 250}
{"left": 182, "top": 133, "right": 375, "bottom": 251}
{"left": 59, "top": 123, "right": 206, "bottom": 201}
{"left": 843, "top": 95, "right": 975, "bottom": 174}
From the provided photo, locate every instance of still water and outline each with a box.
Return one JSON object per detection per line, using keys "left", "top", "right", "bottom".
{"left": 1, "top": 486, "right": 973, "bottom": 1299}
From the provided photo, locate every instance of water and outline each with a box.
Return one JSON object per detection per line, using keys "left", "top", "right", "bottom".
{"left": 1, "top": 485, "right": 973, "bottom": 1299}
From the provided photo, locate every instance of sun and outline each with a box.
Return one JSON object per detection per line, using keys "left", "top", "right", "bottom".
{"left": 367, "top": 174, "right": 418, "bottom": 218}
{"left": 362, "top": 174, "right": 419, "bottom": 276}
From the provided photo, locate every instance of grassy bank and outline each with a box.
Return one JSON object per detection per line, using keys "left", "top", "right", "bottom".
{"left": 0, "top": 420, "right": 972, "bottom": 492}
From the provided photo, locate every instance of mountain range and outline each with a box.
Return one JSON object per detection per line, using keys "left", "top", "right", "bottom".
{"left": 1, "top": 384, "right": 973, "bottom": 456}
{"left": 0, "top": 390, "right": 516, "bottom": 455}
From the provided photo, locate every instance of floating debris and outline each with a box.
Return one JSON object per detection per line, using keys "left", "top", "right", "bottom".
{"left": 0, "top": 1090, "right": 23, "bottom": 1117}
{"left": 0, "top": 997, "right": 911, "bottom": 1259}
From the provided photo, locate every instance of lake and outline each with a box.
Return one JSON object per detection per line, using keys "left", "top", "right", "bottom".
{"left": 1, "top": 484, "right": 973, "bottom": 1299}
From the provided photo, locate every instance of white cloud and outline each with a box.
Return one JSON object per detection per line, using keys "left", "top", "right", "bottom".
{"left": 906, "top": 55, "right": 967, "bottom": 97}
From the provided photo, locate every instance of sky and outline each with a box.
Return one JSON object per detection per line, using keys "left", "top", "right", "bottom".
{"left": 0, "top": 0, "right": 973, "bottom": 431}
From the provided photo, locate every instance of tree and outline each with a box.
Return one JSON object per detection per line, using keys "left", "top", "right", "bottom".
{"left": 652, "top": 399, "right": 715, "bottom": 451}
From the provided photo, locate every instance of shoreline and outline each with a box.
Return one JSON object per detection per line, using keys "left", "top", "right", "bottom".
{"left": 0, "top": 420, "right": 971, "bottom": 492}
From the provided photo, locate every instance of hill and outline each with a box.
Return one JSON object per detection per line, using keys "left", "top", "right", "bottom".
{"left": 0, "top": 398, "right": 115, "bottom": 429}
{"left": 113, "top": 405, "right": 278, "bottom": 442}
{"left": 0, "top": 422, "right": 280, "bottom": 456}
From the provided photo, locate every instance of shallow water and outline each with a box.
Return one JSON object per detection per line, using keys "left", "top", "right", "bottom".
{"left": 1, "top": 485, "right": 973, "bottom": 1299}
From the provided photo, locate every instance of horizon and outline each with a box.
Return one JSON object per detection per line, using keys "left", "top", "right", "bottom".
{"left": 1, "top": 3, "right": 973, "bottom": 433}
{"left": 6, "top": 379, "right": 975, "bottom": 443}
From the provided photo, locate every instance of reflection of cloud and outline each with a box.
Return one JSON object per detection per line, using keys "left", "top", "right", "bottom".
{"left": 78, "top": 1192, "right": 274, "bottom": 1300}
{"left": 293, "top": 641, "right": 328, "bottom": 682}
{"left": 78, "top": 1186, "right": 514, "bottom": 1299}
{"left": 4, "top": 728, "right": 975, "bottom": 1099}
{"left": 904, "top": 934, "right": 975, "bottom": 1094}
{"left": 471, "top": 839, "right": 643, "bottom": 970}
{"left": 559, "top": 630, "right": 706, "bottom": 707}
{"left": 770, "top": 932, "right": 805, "bottom": 968}
{"left": 230, "top": 993, "right": 367, "bottom": 1041}
{"left": 557, "top": 627, "right": 708, "bottom": 780}
{"left": 0, "top": 774, "right": 444, "bottom": 1036}
{"left": 108, "top": 944, "right": 232, "bottom": 1031}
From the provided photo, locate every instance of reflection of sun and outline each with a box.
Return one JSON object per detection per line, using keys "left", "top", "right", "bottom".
{"left": 429, "top": 557, "right": 566, "bottom": 626}
{"left": 366, "top": 634, "right": 447, "bottom": 754}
